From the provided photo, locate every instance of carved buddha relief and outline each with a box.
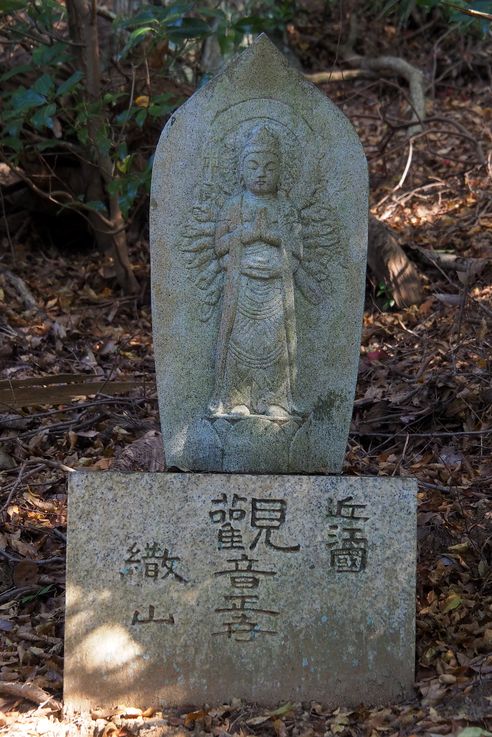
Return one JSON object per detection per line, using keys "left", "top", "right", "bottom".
{"left": 151, "top": 36, "right": 368, "bottom": 472}
{"left": 182, "top": 123, "right": 342, "bottom": 422}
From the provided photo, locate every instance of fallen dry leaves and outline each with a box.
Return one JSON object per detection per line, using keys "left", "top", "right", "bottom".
{"left": 0, "top": 12, "right": 491, "bottom": 737}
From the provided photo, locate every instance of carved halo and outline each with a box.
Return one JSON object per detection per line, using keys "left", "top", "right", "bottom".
{"left": 181, "top": 98, "right": 342, "bottom": 321}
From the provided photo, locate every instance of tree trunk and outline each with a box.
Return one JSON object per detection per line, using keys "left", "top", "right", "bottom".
{"left": 368, "top": 216, "right": 422, "bottom": 307}
{"left": 66, "top": 0, "right": 139, "bottom": 294}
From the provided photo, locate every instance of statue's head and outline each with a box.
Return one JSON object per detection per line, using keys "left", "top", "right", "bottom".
{"left": 240, "top": 125, "right": 281, "bottom": 195}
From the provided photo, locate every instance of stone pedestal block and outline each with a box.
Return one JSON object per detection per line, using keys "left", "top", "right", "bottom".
{"left": 65, "top": 473, "right": 416, "bottom": 713}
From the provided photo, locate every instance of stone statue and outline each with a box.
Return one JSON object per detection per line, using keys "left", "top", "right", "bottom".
{"left": 182, "top": 123, "right": 342, "bottom": 422}
{"left": 150, "top": 35, "right": 368, "bottom": 472}
{"left": 210, "top": 124, "right": 298, "bottom": 419}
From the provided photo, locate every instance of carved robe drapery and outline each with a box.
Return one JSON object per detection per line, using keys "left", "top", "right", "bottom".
{"left": 209, "top": 191, "right": 301, "bottom": 416}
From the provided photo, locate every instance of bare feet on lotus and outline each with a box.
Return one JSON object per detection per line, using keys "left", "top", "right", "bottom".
{"left": 267, "top": 405, "right": 290, "bottom": 418}
{"left": 231, "top": 404, "right": 251, "bottom": 416}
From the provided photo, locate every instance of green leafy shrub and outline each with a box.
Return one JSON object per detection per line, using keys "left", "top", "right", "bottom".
{"left": 0, "top": 2, "right": 214, "bottom": 232}
{"left": 0, "top": 0, "right": 293, "bottom": 233}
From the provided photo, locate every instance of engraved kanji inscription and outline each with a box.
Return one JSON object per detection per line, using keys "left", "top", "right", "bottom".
{"left": 217, "top": 523, "right": 245, "bottom": 550}
{"left": 209, "top": 494, "right": 247, "bottom": 549}
{"left": 209, "top": 496, "right": 300, "bottom": 552}
{"left": 212, "top": 612, "right": 278, "bottom": 642}
{"left": 209, "top": 493, "right": 247, "bottom": 523}
{"left": 122, "top": 541, "right": 188, "bottom": 583}
{"left": 131, "top": 605, "right": 175, "bottom": 626}
{"left": 209, "top": 493, "right": 299, "bottom": 641}
{"left": 326, "top": 496, "right": 370, "bottom": 573}
{"left": 326, "top": 496, "right": 369, "bottom": 521}
{"left": 250, "top": 498, "right": 300, "bottom": 552}
{"left": 213, "top": 594, "right": 279, "bottom": 642}
{"left": 214, "top": 553, "right": 277, "bottom": 589}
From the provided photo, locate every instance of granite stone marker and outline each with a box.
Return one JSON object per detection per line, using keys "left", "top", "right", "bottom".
{"left": 150, "top": 34, "right": 368, "bottom": 473}
{"left": 64, "top": 473, "right": 416, "bottom": 712}
{"left": 64, "top": 35, "right": 417, "bottom": 715}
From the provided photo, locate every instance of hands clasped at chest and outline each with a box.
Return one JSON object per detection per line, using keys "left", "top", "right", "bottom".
{"left": 240, "top": 207, "right": 283, "bottom": 279}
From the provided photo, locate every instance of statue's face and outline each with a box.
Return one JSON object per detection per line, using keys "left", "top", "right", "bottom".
{"left": 242, "top": 150, "right": 280, "bottom": 195}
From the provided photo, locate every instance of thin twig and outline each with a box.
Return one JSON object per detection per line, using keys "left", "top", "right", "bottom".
{"left": 1, "top": 460, "right": 29, "bottom": 513}
{"left": 10, "top": 411, "right": 106, "bottom": 440}
{"left": 351, "top": 429, "right": 491, "bottom": 438}
{"left": 376, "top": 139, "right": 414, "bottom": 208}
{"left": 0, "top": 549, "right": 65, "bottom": 565}
{"left": 0, "top": 586, "right": 43, "bottom": 605}
{"left": 52, "top": 529, "right": 67, "bottom": 542}
{"left": 0, "top": 154, "right": 126, "bottom": 235}
{"left": 396, "top": 139, "right": 414, "bottom": 190}
{"left": 0, "top": 395, "right": 145, "bottom": 425}
{"left": 0, "top": 184, "right": 15, "bottom": 259}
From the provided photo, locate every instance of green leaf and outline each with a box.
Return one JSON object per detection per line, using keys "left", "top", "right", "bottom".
{"left": 130, "top": 24, "right": 155, "bottom": 38}
{"left": 11, "top": 87, "right": 46, "bottom": 112}
{"left": 118, "top": 180, "right": 139, "bottom": 217}
{"left": 217, "top": 30, "right": 235, "bottom": 56}
{"left": 103, "top": 91, "right": 126, "bottom": 105}
{"left": 21, "top": 584, "right": 54, "bottom": 604}
{"left": 115, "top": 5, "right": 170, "bottom": 29}
{"left": 160, "top": 2, "right": 195, "bottom": 24}
{"left": 106, "top": 179, "right": 119, "bottom": 197}
{"left": 6, "top": 118, "right": 23, "bottom": 137}
{"left": 56, "top": 70, "right": 83, "bottom": 96}
{"left": 115, "top": 107, "right": 133, "bottom": 125}
{"left": 456, "top": 729, "right": 492, "bottom": 737}
{"left": 135, "top": 107, "right": 147, "bottom": 127}
{"left": 0, "top": 0, "right": 28, "bottom": 12}
{"left": 196, "top": 7, "right": 226, "bottom": 19}
{"left": 74, "top": 112, "right": 95, "bottom": 141}
{"left": 30, "top": 102, "right": 56, "bottom": 131}
{"left": 0, "top": 63, "right": 32, "bottom": 82}
{"left": 442, "top": 593, "right": 463, "bottom": 612}
{"left": 148, "top": 93, "right": 178, "bottom": 118}
{"left": 116, "top": 154, "right": 132, "bottom": 174}
{"left": 33, "top": 73, "right": 55, "bottom": 97}
{"left": 32, "top": 42, "right": 67, "bottom": 66}
{"left": 117, "top": 25, "right": 155, "bottom": 59}
{"left": 0, "top": 136, "right": 22, "bottom": 153}
{"left": 233, "top": 15, "right": 269, "bottom": 34}
{"left": 116, "top": 142, "right": 128, "bottom": 160}
{"left": 165, "top": 16, "right": 211, "bottom": 40}
{"left": 268, "top": 702, "right": 295, "bottom": 717}
{"left": 95, "top": 126, "right": 111, "bottom": 156}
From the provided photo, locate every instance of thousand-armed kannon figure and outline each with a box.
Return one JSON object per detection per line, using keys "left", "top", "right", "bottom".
{"left": 182, "top": 122, "right": 342, "bottom": 420}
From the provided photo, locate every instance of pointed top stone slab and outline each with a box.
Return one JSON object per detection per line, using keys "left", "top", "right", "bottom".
{"left": 150, "top": 35, "right": 368, "bottom": 473}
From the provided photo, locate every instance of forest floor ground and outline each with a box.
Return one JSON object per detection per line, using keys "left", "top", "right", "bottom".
{"left": 0, "top": 19, "right": 491, "bottom": 737}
